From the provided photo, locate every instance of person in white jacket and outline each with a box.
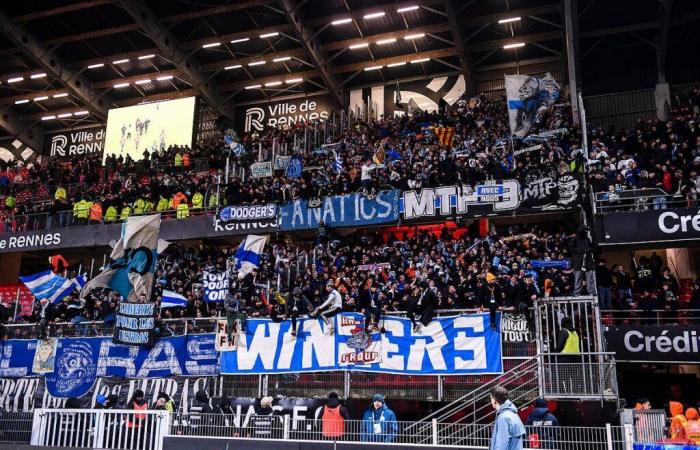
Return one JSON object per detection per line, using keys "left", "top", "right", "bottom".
{"left": 311, "top": 282, "right": 343, "bottom": 335}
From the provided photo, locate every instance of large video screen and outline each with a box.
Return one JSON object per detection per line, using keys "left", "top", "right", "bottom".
{"left": 104, "top": 96, "right": 196, "bottom": 162}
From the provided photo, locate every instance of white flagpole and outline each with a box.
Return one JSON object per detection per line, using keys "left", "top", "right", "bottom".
{"left": 14, "top": 288, "right": 20, "bottom": 320}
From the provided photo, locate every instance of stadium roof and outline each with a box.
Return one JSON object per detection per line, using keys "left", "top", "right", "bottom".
{"left": 0, "top": 0, "right": 698, "bottom": 145}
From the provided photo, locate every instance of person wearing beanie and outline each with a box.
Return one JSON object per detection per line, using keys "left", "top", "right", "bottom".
{"left": 321, "top": 392, "right": 351, "bottom": 439}
{"left": 526, "top": 398, "right": 558, "bottom": 448}
{"left": 361, "top": 394, "right": 397, "bottom": 442}
{"left": 478, "top": 272, "right": 504, "bottom": 329}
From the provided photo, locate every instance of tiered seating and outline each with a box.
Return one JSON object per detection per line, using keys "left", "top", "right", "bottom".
{"left": 0, "top": 283, "right": 33, "bottom": 317}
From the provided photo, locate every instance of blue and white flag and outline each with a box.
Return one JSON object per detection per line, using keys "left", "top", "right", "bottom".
{"left": 332, "top": 149, "right": 343, "bottom": 174}
{"left": 505, "top": 72, "right": 560, "bottom": 138}
{"left": 161, "top": 290, "right": 188, "bottom": 308}
{"left": 286, "top": 155, "right": 303, "bottom": 178}
{"left": 72, "top": 274, "right": 87, "bottom": 290}
{"left": 81, "top": 214, "right": 162, "bottom": 301}
{"left": 235, "top": 234, "right": 268, "bottom": 279}
{"left": 19, "top": 270, "right": 76, "bottom": 304}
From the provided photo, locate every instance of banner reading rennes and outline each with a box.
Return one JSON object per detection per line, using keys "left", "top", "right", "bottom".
{"left": 221, "top": 312, "right": 502, "bottom": 375}
{"left": 238, "top": 95, "right": 334, "bottom": 132}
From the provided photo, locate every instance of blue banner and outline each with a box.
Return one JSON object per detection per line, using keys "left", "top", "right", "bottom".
{"left": 0, "top": 334, "right": 219, "bottom": 394}
{"left": 279, "top": 190, "right": 400, "bottom": 231}
{"left": 221, "top": 312, "right": 502, "bottom": 375}
{"left": 530, "top": 259, "right": 570, "bottom": 269}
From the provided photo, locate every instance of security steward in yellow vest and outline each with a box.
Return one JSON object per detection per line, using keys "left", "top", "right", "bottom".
{"left": 176, "top": 202, "right": 190, "bottom": 219}
{"left": 191, "top": 192, "right": 204, "bottom": 210}
{"left": 104, "top": 205, "right": 118, "bottom": 223}
{"left": 73, "top": 198, "right": 92, "bottom": 226}
{"left": 119, "top": 204, "right": 132, "bottom": 221}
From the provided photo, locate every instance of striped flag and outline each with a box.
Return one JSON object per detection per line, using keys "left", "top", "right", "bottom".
{"left": 161, "top": 290, "right": 188, "bottom": 308}
{"left": 19, "top": 270, "right": 77, "bottom": 304}
{"left": 332, "top": 150, "right": 343, "bottom": 174}
{"left": 72, "top": 274, "right": 87, "bottom": 290}
{"left": 435, "top": 127, "right": 456, "bottom": 146}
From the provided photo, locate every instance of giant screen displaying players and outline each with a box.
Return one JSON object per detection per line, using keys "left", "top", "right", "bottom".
{"left": 103, "top": 96, "right": 196, "bottom": 162}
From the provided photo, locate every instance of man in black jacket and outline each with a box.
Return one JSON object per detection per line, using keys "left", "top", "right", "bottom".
{"left": 407, "top": 281, "right": 437, "bottom": 333}
{"left": 477, "top": 273, "right": 504, "bottom": 329}
{"left": 595, "top": 259, "right": 613, "bottom": 310}
{"left": 360, "top": 280, "right": 382, "bottom": 332}
{"left": 34, "top": 298, "right": 55, "bottom": 339}
{"left": 568, "top": 225, "right": 596, "bottom": 297}
{"left": 287, "top": 287, "right": 313, "bottom": 337}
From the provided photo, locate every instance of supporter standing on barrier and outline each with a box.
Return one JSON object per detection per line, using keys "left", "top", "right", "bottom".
{"left": 489, "top": 386, "right": 525, "bottom": 450}
{"left": 321, "top": 392, "right": 351, "bottom": 440}
{"left": 224, "top": 289, "right": 247, "bottom": 340}
{"left": 361, "top": 394, "right": 397, "bottom": 443}
{"left": 406, "top": 280, "right": 437, "bottom": 333}
{"left": 311, "top": 281, "right": 343, "bottom": 336}
{"left": 478, "top": 273, "right": 504, "bottom": 330}
{"left": 568, "top": 225, "right": 596, "bottom": 297}
{"left": 288, "top": 287, "right": 313, "bottom": 337}
{"left": 361, "top": 280, "right": 382, "bottom": 332}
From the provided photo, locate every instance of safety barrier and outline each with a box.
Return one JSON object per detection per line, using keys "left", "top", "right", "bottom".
{"left": 30, "top": 408, "right": 171, "bottom": 450}
{"left": 539, "top": 352, "right": 618, "bottom": 399}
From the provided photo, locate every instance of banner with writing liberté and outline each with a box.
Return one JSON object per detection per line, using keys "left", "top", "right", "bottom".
{"left": 221, "top": 312, "right": 503, "bottom": 375}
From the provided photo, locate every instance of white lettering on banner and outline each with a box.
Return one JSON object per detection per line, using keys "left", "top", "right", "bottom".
{"left": 624, "top": 329, "right": 700, "bottom": 353}
{"left": 244, "top": 100, "right": 330, "bottom": 132}
{"left": 402, "top": 181, "right": 521, "bottom": 220}
{"left": 0, "top": 232, "right": 61, "bottom": 250}
{"left": 379, "top": 319, "right": 404, "bottom": 371}
{"left": 96, "top": 340, "right": 137, "bottom": 377}
{"left": 49, "top": 129, "right": 105, "bottom": 157}
{"left": 0, "top": 378, "right": 39, "bottom": 412}
{"left": 238, "top": 323, "right": 281, "bottom": 370}
{"left": 302, "top": 320, "right": 335, "bottom": 368}
{"left": 658, "top": 211, "right": 700, "bottom": 234}
{"left": 453, "top": 316, "right": 487, "bottom": 370}
{"left": 136, "top": 341, "right": 182, "bottom": 378}
{"left": 406, "top": 322, "right": 448, "bottom": 371}
{"left": 213, "top": 219, "right": 277, "bottom": 233}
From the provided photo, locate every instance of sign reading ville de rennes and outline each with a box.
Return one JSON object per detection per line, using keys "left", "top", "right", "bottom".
{"left": 239, "top": 95, "right": 334, "bottom": 132}
{"left": 42, "top": 126, "right": 105, "bottom": 160}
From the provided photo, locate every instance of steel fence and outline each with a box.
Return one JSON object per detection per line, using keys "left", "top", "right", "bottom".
{"left": 539, "top": 352, "right": 618, "bottom": 399}
{"left": 0, "top": 411, "right": 33, "bottom": 444}
{"left": 31, "top": 408, "right": 171, "bottom": 450}
{"left": 594, "top": 188, "right": 692, "bottom": 214}
{"left": 600, "top": 309, "right": 700, "bottom": 326}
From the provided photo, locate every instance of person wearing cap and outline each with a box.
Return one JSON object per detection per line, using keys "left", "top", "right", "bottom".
{"left": 287, "top": 286, "right": 313, "bottom": 337}
{"left": 478, "top": 272, "right": 504, "bottom": 329}
{"left": 311, "top": 281, "right": 343, "bottom": 335}
{"left": 361, "top": 394, "right": 397, "bottom": 442}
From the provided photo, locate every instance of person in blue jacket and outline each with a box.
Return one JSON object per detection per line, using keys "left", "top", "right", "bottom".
{"left": 526, "top": 398, "right": 558, "bottom": 448}
{"left": 361, "top": 394, "right": 398, "bottom": 442}
{"left": 489, "top": 386, "right": 525, "bottom": 450}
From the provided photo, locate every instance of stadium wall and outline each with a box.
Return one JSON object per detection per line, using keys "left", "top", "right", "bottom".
{"left": 162, "top": 436, "right": 474, "bottom": 450}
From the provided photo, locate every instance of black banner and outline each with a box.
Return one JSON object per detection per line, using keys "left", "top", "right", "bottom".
{"left": 236, "top": 95, "right": 336, "bottom": 133}
{"left": 501, "top": 313, "right": 531, "bottom": 343}
{"left": 604, "top": 325, "right": 700, "bottom": 362}
{"left": 42, "top": 126, "right": 105, "bottom": 160}
{"left": 113, "top": 302, "right": 156, "bottom": 346}
{"left": 597, "top": 208, "right": 700, "bottom": 246}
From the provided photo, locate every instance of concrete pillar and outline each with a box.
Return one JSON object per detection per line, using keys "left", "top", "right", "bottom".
{"left": 655, "top": 82, "right": 671, "bottom": 122}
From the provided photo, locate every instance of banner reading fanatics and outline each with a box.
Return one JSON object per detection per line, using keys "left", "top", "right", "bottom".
{"left": 220, "top": 312, "right": 502, "bottom": 375}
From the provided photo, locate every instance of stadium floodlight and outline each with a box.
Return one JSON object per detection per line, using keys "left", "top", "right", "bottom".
{"left": 248, "top": 61, "right": 266, "bottom": 66}
{"left": 404, "top": 33, "right": 425, "bottom": 40}
{"left": 57, "top": 113, "right": 73, "bottom": 118}
{"left": 231, "top": 38, "right": 250, "bottom": 44}
{"left": 53, "top": 93, "right": 68, "bottom": 98}
{"left": 332, "top": 18, "right": 352, "bottom": 25}
{"left": 376, "top": 38, "right": 397, "bottom": 45}
{"left": 503, "top": 42, "right": 525, "bottom": 49}
{"left": 14, "top": 99, "right": 29, "bottom": 104}
{"left": 410, "top": 57, "right": 430, "bottom": 63}
{"left": 364, "top": 65, "right": 383, "bottom": 71}
{"left": 113, "top": 82, "right": 130, "bottom": 88}
{"left": 134, "top": 79, "right": 151, "bottom": 85}
{"left": 30, "top": 73, "right": 47, "bottom": 79}
{"left": 286, "top": 78, "right": 303, "bottom": 83}
{"left": 260, "top": 32, "right": 279, "bottom": 38}
{"left": 7, "top": 77, "right": 24, "bottom": 83}
{"left": 74, "top": 111, "right": 89, "bottom": 116}
{"left": 33, "top": 96, "right": 49, "bottom": 101}
{"left": 265, "top": 81, "right": 283, "bottom": 87}
{"left": 112, "top": 58, "right": 130, "bottom": 64}
{"left": 273, "top": 56, "right": 292, "bottom": 62}
{"left": 202, "top": 42, "right": 221, "bottom": 48}
{"left": 87, "top": 63, "right": 105, "bottom": 69}
{"left": 498, "top": 17, "right": 522, "bottom": 24}
{"left": 364, "top": 11, "right": 386, "bottom": 20}
{"left": 41, "top": 115, "right": 56, "bottom": 120}
{"left": 245, "top": 84, "right": 262, "bottom": 89}
{"left": 397, "top": 5, "right": 419, "bottom": 13}
{"left": 225, "top": 64, "right": 242, "bottom": 70}
{"left": 138, "top": 54, "right": 156, "bottom": 60}
{"left": 387, "top": 62, "right": 407, "bottom": 67}
{"left": 156, "top": 75, "right": 174, "bottom": 81}
{"left": 349, "top": 43, "right": 369, "bottom": 49}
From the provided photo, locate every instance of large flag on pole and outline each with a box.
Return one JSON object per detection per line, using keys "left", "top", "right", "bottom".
{"left": 234, "top": 234, "right": 268, "bottom": 279}
{"left": 81, "top": 214, "right": 163, "bottom": 301}
{"left": 435, "top": 127, "right": 456, "bottom": 146}
{"left": 19, "top": 270, "right": 76, "bottom": 304}
{"left": 505, "top": 73, "right": 560, "bottom": 138}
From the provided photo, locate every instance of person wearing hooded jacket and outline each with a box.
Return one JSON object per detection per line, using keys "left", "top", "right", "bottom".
{"left": 321, "top": 392, "right": 351, "bottom": 439}
{"left": 489, "top": 386, "right": 525, "bottom": 450}
{"left": 361, "top": 394, "right": 398, "bottom": 442}
{"left": 189, "top": 390, "right": 213, "bottom": 434}
{"left": 526, "top": 398, "right": 558, "bottom": 449}
{"left": 568, "top": 224, "right": 596, "bottom": 296}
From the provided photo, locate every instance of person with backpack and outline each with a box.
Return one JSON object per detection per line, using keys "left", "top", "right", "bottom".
{"left": 321, "top": 392, "right": 351, "bottom": 440}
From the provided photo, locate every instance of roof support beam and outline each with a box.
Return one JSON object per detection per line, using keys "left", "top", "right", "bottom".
{"left": 115, "top": 0, "right": 233, "bottom": 120}
{"left": 0, "top": 108, "right": 43, "bottom": 151}
{"left": 277, "top": 0, "right": 345, "bottom": 108}
{"left": 656, "top": 0, "right": 674, "bottom": 83}
{"left": 0, "top": 8, "right": 111, "bottom": 120}
{"left": 563, "top": 0, "right": 580, "bottom": 125}
{"left": 444, "top": 0, "right": 473, "bottom": 95}
{"left": 12, "top": 0, "right": 112, "bottom": 22}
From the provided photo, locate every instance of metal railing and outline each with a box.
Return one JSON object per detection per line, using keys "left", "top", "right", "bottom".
{"left": 600, "top": 308, "right": 700, "bottom": 325}
{"left": 30, "top": 408, "right": 171, "bottom": 450}
{"left": 594, "top": 187, "right": 694, "bottom": 214}
{"left": 539, "top": 352, "right": 618, "bottom": 399}
{"left": 0, "top": 411, "right": 33, "bottom": 444}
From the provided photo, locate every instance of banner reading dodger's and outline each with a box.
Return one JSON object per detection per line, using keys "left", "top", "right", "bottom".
{"left": 220, "top": 312, "right": 502, "bottom": 375}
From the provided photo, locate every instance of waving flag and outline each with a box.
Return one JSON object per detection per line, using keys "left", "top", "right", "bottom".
{"left": 435, "top": 127, "right": 456, "bottom": 146}
{"left": 81, "top": 214, "right": 162, "bottom": 301}
{"left": 161, "top": 290, "right": 188, "bottom": 308}
{"left": 235, "top": 234, "right": 268, "bottom": 279}
{"left": 20, "top": 270, "right": 77, "bottom": 304}
{"left": 332, "top": 149, "right": 343, "bottom": 174}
